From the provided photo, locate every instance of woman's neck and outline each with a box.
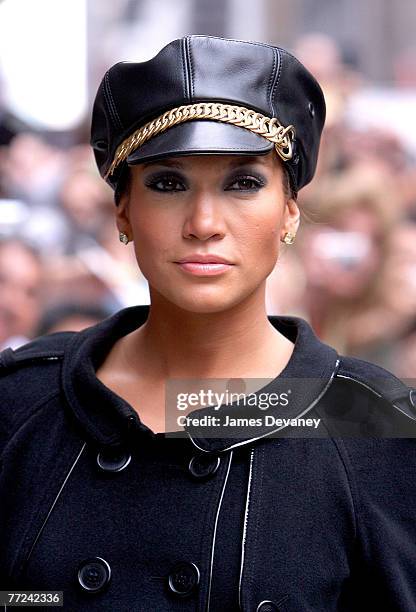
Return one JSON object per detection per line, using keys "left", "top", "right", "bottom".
{"left": 118, "top": 288, "right": 294, "bottom": 381}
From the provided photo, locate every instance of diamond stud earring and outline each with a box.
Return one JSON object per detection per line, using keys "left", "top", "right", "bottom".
{"left": 281, "top": 232, "right": 296, "bottom": 245}
{"left": 119, "top": 232, "right": 130, "bottom": 245}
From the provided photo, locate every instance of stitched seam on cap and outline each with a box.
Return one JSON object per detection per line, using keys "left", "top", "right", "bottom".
{"left": 274, "top": 49, "right": 298, "bottom": 189}
{"left": 184, "top": 37, "right": 193, "bottom": 102}
{"left": 191, "top": 34, "right": 290, "bottom": 55}
{"left": 181, "top": 37, "right": 189, "bottom": 100}
{"left": 267, "top": 47, "right": 277, "bottom": 115}
{"left": 187, "top": 36, "right": 195, "bottom": 100}
{"left": 104, "top": 71, "right": 124, "bottom": 130}
{"left": 189, "top": 34, "right": 309, "bottom": 94}
{"left": 273, "top": 47, "right": 283, "bottom": 102}
{"left": 103, "top": 72, "right": 120, "bottom": 129}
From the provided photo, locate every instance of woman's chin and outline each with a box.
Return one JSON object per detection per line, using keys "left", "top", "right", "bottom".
{"left": 161, "top": 287, "right": 245, "bottom": 314}
{"left": 178, "top": 297, "right": 237, "bottom": 314}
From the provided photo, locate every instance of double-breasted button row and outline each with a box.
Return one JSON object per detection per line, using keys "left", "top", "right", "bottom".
{"left": 77, "top": 557, "right": 200, "bottom": 599}
{"left": 188, "top": 453, "right": 220, "bottom": 480}
{"left": 96, "top": 447, "right": 221, "bottom": 480}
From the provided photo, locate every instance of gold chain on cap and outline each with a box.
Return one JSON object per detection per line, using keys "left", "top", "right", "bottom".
{"left": 104, "top": 102, "right": 295, "bottom": 179}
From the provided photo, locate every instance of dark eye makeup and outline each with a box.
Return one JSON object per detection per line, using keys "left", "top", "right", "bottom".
{"left": 226, "top": 173, "right": 266, "bottom": 191}
{"left": 144, "top": 173, "right": 187, "bottom": 192}
{"left": 143, "top": 170, "right": 267, "bottom": 193}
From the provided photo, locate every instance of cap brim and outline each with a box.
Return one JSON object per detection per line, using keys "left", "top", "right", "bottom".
{"left": 126, "top": 119, "right": 274, "bottom": 166}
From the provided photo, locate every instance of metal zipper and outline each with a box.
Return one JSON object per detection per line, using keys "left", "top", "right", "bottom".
{"left": 238, "top": 447, "right": 255, "bottom": 611}
{"left": 206, "top": 450, "right": 233, "bottom": 612}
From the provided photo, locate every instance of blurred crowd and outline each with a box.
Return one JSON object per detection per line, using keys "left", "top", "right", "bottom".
{"left": 0, "top": 33, "right": 415, "bottom": 379}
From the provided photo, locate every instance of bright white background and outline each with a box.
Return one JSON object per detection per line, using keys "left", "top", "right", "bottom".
{"left": 0, "top": 0, "right": 87, "bottom": 130}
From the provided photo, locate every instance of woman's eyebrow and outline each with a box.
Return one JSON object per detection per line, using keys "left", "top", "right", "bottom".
{"left": 141, "top": 156, "right": 269, "bottom": 170}
{"left": 226, "top": 156, "right": 269, "bottom": 168}
{"left": 142, "top": 160, "right": 184, "bottom": 169}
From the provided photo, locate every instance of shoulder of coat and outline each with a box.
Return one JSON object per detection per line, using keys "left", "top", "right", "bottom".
{"left": 335, "top": 354, "right": 416, "bottom": 420}
{"left": 0, "top": 331, "right": 76, "bottom": 375}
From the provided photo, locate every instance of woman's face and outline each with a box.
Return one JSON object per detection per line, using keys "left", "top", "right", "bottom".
{"left": 116, "top": 151, "right": 299, "bottom": 313}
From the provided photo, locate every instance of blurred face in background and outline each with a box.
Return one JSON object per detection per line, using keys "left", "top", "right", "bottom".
{"left": 378, "top": 223, "right": 416, "bottom": 319}
{"left": 0, "top": 133, "right": 66, "bottom": 204}
{"left": 59, "top": 169, "right": 113, "bottom": 232}
{"left": 299, "top": 205, "right": 383, "bottom": 300}
{"left": 0, "top": 241, "right": 43, "bottom": 344}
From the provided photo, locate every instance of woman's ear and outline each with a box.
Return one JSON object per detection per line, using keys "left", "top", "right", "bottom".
{"left": 115, "top": 187, "right": 132, "bottom": 237}
{"left": 282, "top": 197, "right": 301, "bottom": 237}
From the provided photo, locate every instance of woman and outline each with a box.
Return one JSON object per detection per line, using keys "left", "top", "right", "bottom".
{"left": 1, "top": 35, "right": 416, "bottom": 612}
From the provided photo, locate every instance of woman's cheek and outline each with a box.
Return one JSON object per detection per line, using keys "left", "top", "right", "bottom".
{"left": 255, "top": 216, "right": 281, "bottom": 253}
{"left": 263, "top": 228, "right": 281, "bottom": 275}
{"left": 241, "top": 225, "right": 280, "bottom": 278}
{"left": 131, "top": 226, "right": 165, "bottom": 281}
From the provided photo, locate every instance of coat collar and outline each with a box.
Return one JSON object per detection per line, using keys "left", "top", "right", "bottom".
{"left": 62, "top": 304, "right": 340, "bottom": 452}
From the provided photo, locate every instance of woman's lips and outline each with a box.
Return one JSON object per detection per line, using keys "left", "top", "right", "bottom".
{"left": 175, "top": 262, "right": 234, "bottom": 276}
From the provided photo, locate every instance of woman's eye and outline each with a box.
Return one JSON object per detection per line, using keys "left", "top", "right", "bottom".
{"left": 146, "top": 176, "right": 186, "bottom": 192}
{"left": 145, "top": 173, "right": 265, "bottom": 192}
{"left": 226, "top": 176, "right": 264, "bottom": 191}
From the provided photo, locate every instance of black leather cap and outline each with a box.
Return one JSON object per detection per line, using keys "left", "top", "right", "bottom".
{"left": 90, "top": 35, "right": 326, "bottom": 197}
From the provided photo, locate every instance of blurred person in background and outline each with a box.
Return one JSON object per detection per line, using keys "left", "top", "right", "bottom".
{"left": 393, "top": 44, "right": 416, "bottom": 89}
{"left": 35, "top": 301, "right": 113, "bottom": 336}
{"left": 296, "top": 163, "right": 400, "bottom": 355}
{"left": 292, "top": 32, "right": 364, "bottom": 193}
{"left": 0, "top": 137, "right": 114, "bottom": 257}
{"left": 293, "top": 32, "right": 363, "bottom": 129}
{"left": 42, "top": 206, "right": 150, "bottom": 310}
{"left": 57, "top": 150, "right": 115, "bottom": 254}
{"left": 0, "top": 237, "right": 43, "bottom": 349}
{"left": 0, "top": 132, "right": 66, "bottom": 206}
{"left": 391, "top": 318, "right": 416, "bottom": 380}
{"left": 265, "top": 239, "right": 307, "bottom": 316}
{"left": 355, "top": 218, "right": 416, "bottom": 372}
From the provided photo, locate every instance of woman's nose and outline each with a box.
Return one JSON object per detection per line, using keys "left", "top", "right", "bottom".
{"left": 182, "top": 194, "right": 227, "bottom": 241}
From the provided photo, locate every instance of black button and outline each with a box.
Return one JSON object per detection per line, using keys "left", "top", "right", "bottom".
{"left": 256, "top": 601, "right": 280, "bottom": 612}
{"left": 188, "top": 454, "right": 220, "bottom": 480}
{"left": 308, "top": 101, "right": 315, "bottom": 117}
{"left": 97, "top": 447, "right": 131, "bottom": 472}
{"left": 167, "top": 562, "right": 200, "bottom": 597}
{"left": 78, "top": 557, "right": 111, "bottom": 593}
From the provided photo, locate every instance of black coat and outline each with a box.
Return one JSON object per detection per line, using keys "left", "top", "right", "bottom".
{"left": 1, "top": 304, "right": 416, "bottom": 611}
